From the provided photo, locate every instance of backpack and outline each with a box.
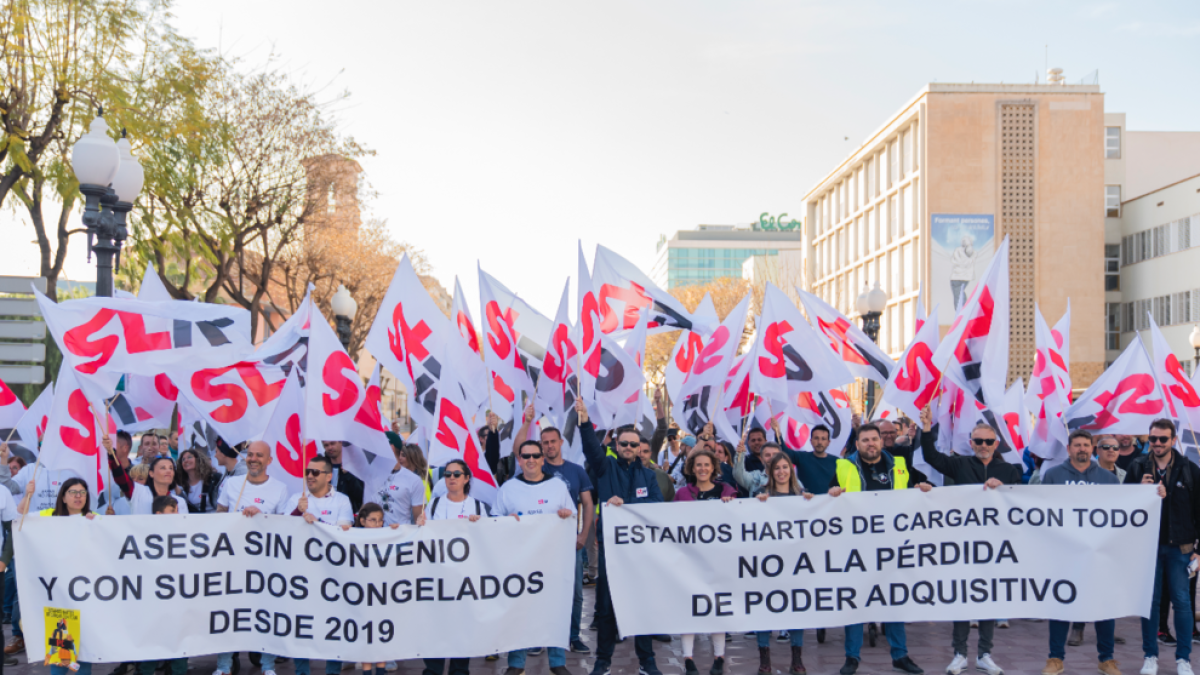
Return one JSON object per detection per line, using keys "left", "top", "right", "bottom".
{"left": 429, "top": 497, "right": 482, "bottom": 519}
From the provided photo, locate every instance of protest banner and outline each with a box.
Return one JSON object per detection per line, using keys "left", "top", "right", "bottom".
{"left": 603, "top": 485, "right": 1160, "bottom": 636}
{"left": 16, "top": 513, "right": 575, "bottom": 662}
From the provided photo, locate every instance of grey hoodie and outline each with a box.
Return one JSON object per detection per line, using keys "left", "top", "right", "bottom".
{"left": 1041, "top": 459, "right": 1120, "bottom": 486}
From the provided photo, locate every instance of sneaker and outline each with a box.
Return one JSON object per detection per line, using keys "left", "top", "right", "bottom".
{"left": 570, "top": 639, "right": 591, "bottom": 654}
{"left": 527, "top": 647, "right": 544, "bottom": 656}
{"left": 2, "top": 655, "right": 16, "bottom": 667}
{"left": 746, "top": 631, "right": 757, "bottom": 639}
{"left": 550, "top": 668, "right": 574, "bottom": 675}
{"left": 639, "top": 663, "right": 663, "bottom": 675}
{"left": 778, "top": 630, "right": 791, "bottom": 642}
{"left": 263, "top": 670, "right": 278, "bottom": 675}
{"left": 841, "top": 657, "right": 860, "bottom": 675}
{"left": 589, "top": 663, "right": 610, "bottom": 675}
{"left": 485, "top": 655, "right": 499, "bottom": 662}
{"left": 582, "top": 575, "right": 596, "bottom": 587}
{"left": 946, "top": 654, "right": 969, "bottom": 675}
{"left": 1139, "top": 657, "right": 1157, "bottom": 675}
{"left": 1176, "top": 660, "right": 1193, "bottom": 675}
{"left": 710, "top": 656, "right": 725, "bottom": 675}
{"left": 1098, "top": 659, "right": 1122, "bottom": 675}
{"left": 503, "top": 669, "right": 525, "bottom": 675}
{"left": 1159, "top": 631, "right": 1177, "bottom": 646}
{"left": 1042, "top": 658, "right": 1065, "bottom": 675}
{"left": 894, "top": 656, "right": 925, "bottom": 675}
{"left": 997, "top": 621, "right": 1010, "bottom": 629}
{"left": 652, "top": 634, "right": 672, "bottom": 643}
{"left": 684, "top": 659, "right": 699, "bottom": 675}
{"left": 976, "top": 654, "right": 1003, "bottom": 675}
{"left": 212, "top": 671, "right": 229, "bottom": 675}
{"left": 1116, "top": 636, "right": 1127, "bottom": 645}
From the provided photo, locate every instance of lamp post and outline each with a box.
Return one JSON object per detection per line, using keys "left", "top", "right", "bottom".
{"left": 331, "top": 284, "right": 358, "bottom": 351}
{"left": 1190, "top": 324, "right": 1200, "bottom": 377}
{"left": 857, "top": 280, "right": 889, "bottom": 416}
{"left": 69, "top": 109, "right": 144, "bottom": 297}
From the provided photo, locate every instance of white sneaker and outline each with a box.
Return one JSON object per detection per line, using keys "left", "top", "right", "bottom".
{"left": 947, "top": 653, "right": 969, "bottom": 675}
{"left": 1176, "top": 660, "right": 1193, "bottom": 675}
{"left": 212, "top": 671, "right": 229, "bottom": 675}
{"left": 977, "top": 654, "right": 1003, "bottom": 675}
{"left": 264, "top": 670, "right": 277, "bottom": 675}
{"left": 997, "top": 621, "right": 1010, "bottom": 629}
{"left": 386, "top": 663, "right": 398, "bottom": 672}
{"left": 1140, "top": 656, "right": 1158, "bottom": 675}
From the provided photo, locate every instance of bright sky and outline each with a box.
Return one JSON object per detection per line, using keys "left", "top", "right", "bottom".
{"left": 5, "top": 0, "right": 1198, "bottom": 317}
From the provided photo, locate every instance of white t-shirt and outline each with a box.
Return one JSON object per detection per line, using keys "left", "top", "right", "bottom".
{"left": 493, "top": 475, "right": 576, "bottom": 517}
{"left": 186, "top": 482, "right": 205, "bottom": 509}
{"left": 129, "top": 483, "right": 188, "bottom": 515}
{"left": 283, "top": 491, "right": 354, "bottom": 526}
{"left": 0, "top": 487, "right": 16, "bottom": 550}
{"left": 427, "top": 495, "right": 490, "bottom": 521}
{"left": 14, "top": 466, "right": 83, "bottom": 512}
{"left": 217, "top": 475, "right": 290, "bottom": 515}
{"left": 377, "top": 468, "right": 427, "bottom": 526}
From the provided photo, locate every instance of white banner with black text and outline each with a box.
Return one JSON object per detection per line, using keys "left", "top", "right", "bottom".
{"left": 16, "top": 513, "right": 575, "bottom": 662}
{"left": 603, "top": 485, "right": 1160, "bottom": 635}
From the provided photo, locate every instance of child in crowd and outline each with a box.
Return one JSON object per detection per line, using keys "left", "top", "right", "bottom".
{"left": 354, "top": 503, "right": 397, "bottom": 675}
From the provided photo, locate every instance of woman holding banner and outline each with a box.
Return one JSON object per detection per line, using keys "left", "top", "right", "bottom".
{"left": 754, "top": 453, "right": 814, "bottom": 675}
{"left": 416, "top": 458, "right": 490, "bottom": 675}
{"left": 675, "top": 448, "right": 735, "bottom": 675}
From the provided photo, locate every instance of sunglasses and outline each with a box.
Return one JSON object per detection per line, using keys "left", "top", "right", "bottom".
{"left": 520, "top": 453, "right": 543, "bottom": 460}
{"left": 305, "top": 469, "right": 329, "bottom": 477}
{"left": 1097, "top": 444, "right": 1118, "bottom": 450}
{"left": 1150, "top": 435, "right": 1172, "bottom": 444}
{"left": 971, "top": 438, "right": 996, "bottom": 446}
{"left": 616, "top": 441, "right": 639, "bottom": 448}
{"left": 444, "top": 470, "right": 466, "bottom": 478}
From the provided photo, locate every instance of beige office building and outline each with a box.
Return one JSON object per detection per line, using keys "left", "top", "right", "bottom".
{"left": 802, "top": 80, "right": 1111, "bottom": 388}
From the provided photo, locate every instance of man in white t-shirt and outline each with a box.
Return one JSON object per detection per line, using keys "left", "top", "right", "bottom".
{"left": 275, "top": 454, "right": 351, "bottom": 675}
{"left": 376, "top": 433, "right": 426, "bottom": 526}
{"left": 283, "top": 455, "right": 353, "bottom": 528}
{"left": 494, "top": 439, "right": 577, "bottom": 675}
{"left": 213, "top": 441, "right": 291, "bottom": 675}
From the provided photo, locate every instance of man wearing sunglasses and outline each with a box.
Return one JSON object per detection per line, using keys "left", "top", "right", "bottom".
{"left": 576, "top": 398, "right": 664, "bottom": 675}
{"left": 1095, "top": 435, "right": 1127, "bottom": 483}
{"left": 915, "top": 409, "right": 1020, "bottom": 675}
{"left": 1124, "top": 419, "right": 1198, "bottom": 675}
{"left": 492, "top": 439, "right": 577, "bottom": 675}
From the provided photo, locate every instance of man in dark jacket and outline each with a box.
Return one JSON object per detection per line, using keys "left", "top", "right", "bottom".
{"left": 917, "top": 408, "right": 1023, "bottom": 675}
{"left": 1123, "top": 418, "right": 1199, "bottom": 675}
{"left": 577, "top": 399, "right": 664, "bottom": 675}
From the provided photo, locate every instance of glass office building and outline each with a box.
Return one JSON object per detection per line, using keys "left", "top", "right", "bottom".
{"left": 652, "top": 223, "right": 803, "bottom": 290}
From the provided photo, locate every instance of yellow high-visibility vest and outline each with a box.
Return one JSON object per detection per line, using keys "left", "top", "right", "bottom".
{"left": 835, "top": 456, "right": 909, "bottom": 492}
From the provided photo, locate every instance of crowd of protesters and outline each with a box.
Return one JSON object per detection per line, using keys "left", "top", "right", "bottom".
{"left": 0, "top": 394, "right": 1195, "bottom": 675}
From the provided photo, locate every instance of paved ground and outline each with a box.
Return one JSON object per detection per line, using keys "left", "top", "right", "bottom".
{"left": 1, "top": 588, "right": 1193, "bottom": 675}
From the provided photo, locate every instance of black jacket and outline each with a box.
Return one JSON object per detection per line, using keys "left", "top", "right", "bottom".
{"left": 1124, "top": 450, "right": 1200, "bottom": 547}
{"left": 581, "top": 420, "right": 663, "bottom": 543}
{"left": 331, "top": 465, "right": 365, "bottom": 514}
{"left": 920, "top": 425, "right": 1022, "bottom": 486}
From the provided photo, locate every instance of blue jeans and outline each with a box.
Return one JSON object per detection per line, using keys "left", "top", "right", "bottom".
{"left": 595, "top": 542, "right": 656, "bottom": 667}
{"left": 758, "top": 630, "right": 803, "bottom": 648}
{"left": 1049, "top": 620, "right": 1114, "bottom": 662}
{"left": 293, "top": 659, "right": 342, "bottom": 675}
{"left": 845, "top": 623, "right": 907, "bottom": 661}
{"left": 1141, "top": 544, "right": 1193, "bottom": 661}
{"left": 572, "top": 547, "right": 584, "bottom": 642}
{"left": 507, "top": 648, "right": 565, "bottom": 669}
{"left": 3, "top": 565, "right": 15, "bottom": 615}
{"left": 52, "top": 665, "right": 91, "bottom": 675}
{"left": 9, "top": 560, "right": 19, "bottom": 639}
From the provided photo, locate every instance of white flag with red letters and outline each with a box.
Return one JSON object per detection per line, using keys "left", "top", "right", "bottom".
{"left": 263, "top": 367, "right": 316, "bottom": 497}
{"left": 798, "top": 289, "right": 894, "bottom": 385}
{"left": 592, "top": 244, "right": 713, "bottom": 337}
{"left": 1148, "top": 315, "right": 1200, "bottom": 437}
{"left": 1065, "top": 333, "right": 1164, "bottom": 435}
{"left": 880, "top": 305, "right": 942, "bottom": 422}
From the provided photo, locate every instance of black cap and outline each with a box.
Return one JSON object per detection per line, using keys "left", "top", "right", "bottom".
{"left": 215, "top": 437, "right": 238, "bottom": 459}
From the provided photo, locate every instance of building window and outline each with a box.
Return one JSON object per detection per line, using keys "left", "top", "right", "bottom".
{"left": 1106, "top": 185, "right": 1121, "bottom": 218}
{"left": 1105, "top": 127, "right": 1121, "bottom": 159}
{"left": 1105, "top": 244, "right": 1120, "bottom": 291}
{"left": 1105, "top": 303, "right": 1120, "bottom": 350}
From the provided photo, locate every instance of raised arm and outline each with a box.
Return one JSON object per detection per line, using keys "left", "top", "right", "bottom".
{"left": 577, "top": 399, "right": 607, "bottom": 478}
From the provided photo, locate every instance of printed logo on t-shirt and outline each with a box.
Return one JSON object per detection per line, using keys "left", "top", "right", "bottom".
{"left": 636, "top": 487, "right": 648, "bottom": 498}
{"left": 253, "top": 497, "right": 266, "bottom": 504}
{"left": 537, "top": 499, "right": 549, "bottom": 505}
{"left": 320, "top": 509, "right": 333, "bottom": 516}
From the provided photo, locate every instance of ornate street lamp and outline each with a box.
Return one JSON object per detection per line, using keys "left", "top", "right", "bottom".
{"left": 331, "top": 284, "right": 358, "bottom": 351}
{"left": 857, "top": 280, "right": 889, "bottom": 415}
{"left": 70, "top": 109, "right": 144, "bottom": 297}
